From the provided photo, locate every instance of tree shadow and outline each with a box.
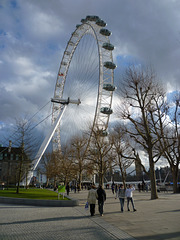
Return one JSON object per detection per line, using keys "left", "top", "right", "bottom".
{"left": 157, "top": 209, "right": 180, "bottom": 213}
{"left": 0, "top": 215, "right": 89, "bottom": 226}
{"left": 136, "top": 231, "right": 180, "bottom": 240}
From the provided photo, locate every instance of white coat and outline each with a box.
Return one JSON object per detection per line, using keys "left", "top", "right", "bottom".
{"left": 87, "top": 189, "right": 98, "bottom": 204}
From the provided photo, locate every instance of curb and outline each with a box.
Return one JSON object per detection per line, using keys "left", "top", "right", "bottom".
{"left": 0, "top": 195, "right": 79, "bottom": 207}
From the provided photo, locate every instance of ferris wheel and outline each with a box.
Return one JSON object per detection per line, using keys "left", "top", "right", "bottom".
{"left": 22, "top": 16, "right": 116, "bottom": 185}
{"left": 51, "top": 15, "right": 116, "bottom": 150}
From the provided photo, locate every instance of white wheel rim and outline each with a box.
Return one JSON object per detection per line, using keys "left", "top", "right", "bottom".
{"left": 52, "top": 18, "right": 115, "bottom": 150}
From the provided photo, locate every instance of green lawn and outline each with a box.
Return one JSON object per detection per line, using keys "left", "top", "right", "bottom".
{"left": 0, "top": 188, "right": 68, "bottom": 200}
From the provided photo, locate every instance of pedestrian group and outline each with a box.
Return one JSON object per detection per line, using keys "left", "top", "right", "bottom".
{"left": 86, "top": 183, "right": 136, "bottom": 217}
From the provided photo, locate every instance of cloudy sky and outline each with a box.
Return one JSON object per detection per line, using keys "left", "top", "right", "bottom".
{"left": 0, "top": 0, "right": 180, "bottom": 147}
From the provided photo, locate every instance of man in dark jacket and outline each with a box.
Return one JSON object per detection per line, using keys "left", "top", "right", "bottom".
{"left": 97, "top": 185, "right": 106, "bottom": 216}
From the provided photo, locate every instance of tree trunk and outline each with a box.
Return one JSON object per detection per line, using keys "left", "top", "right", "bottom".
{"left": 53, "top": 178, "right": 57, "bottom": 189}
{"left": 25, "top": 169, "right": 28, "bottom": 189}
{"left": 79, "top": 171, "right": 82, "bottom": 190}
{"left": 16, "top": 160, "right": 23, "bottom": 194}
{"left": 171, "top": 165, "right": 178, "bottom": 193}
{"left": 46, "top": 178, "right": 49, "bottom": 188}
{"left": 118, "top": 155, "right": 126, "bottom": 188}
{"left": 99, "top": 172, "right": 103, "bottom": 186}
{"left": 6, "top": 158, "right": 10, "bottom": 190}
{"left": 149, "top": 150, "right": 158, "bottom": 199}
{"left": 99, "top": 156, "right": 104, "bottom": 186}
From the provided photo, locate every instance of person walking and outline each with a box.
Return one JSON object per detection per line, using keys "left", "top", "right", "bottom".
{"left": 111, "top": 182, "right": 115, "bottom": 194}
{"left": 87, "top": 185, "right": 98, "bottom": 216}
{"left": 66, "top": 182, "right": 70, "bottom": 196}
{"left": 97, "top": 185, "right": 106, "bottom": 216}
{"left": 115, "top": 184, "right": 118, "bottom": 199}
{"left": 126, "top": 184, "right": 137, "bottom": 212}
{"left": 118, "top": 184, "right": 126, "bottom": 212}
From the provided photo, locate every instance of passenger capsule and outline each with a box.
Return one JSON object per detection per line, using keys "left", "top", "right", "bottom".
{"left": 81, "top": 19, "right": 87, "bottom": 23}
{"left": 102, "top": 43, "right": 114, "bottom": 51}
{"left": 100, "top": 28, "right": 111, "bottom": 36}
{"left": 86, "top": 15, "right": 100, "bottom": 21}
{"left": 104, "top": 61, "right": 116, "bottom": 69}
{"left": 72, "top": 32, "right": 79, "bottom": 37}
{"left": 103, "top": 83, "right": 116, "bottom": 91}
{"left": 100, "top": 107, "right": 113, "bottom": 115}
{"left": 58, "top": 73, "right": 64, "bottom": 76}
{"left": 65, "top": 51, "right": 71, "bottom": 55}
{"left": 96, "top": 19, "right": 106, "bottom": 27}
{"left": 69, "top": 41, "right": 74, "bottom": 46}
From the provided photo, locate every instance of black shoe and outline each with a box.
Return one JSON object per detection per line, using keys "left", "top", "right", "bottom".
{"left": 128, "top": 209, "right": 130, "bottom": 211}
{"left": 133, "top": 209, "right": 137, "bottom": 212}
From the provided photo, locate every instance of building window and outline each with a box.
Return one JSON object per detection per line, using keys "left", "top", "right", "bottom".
{"left": 10, "top": 154, "right": 14, "bottom": 160}
{"left": 0, "top": 154, "right": 3, "bottom": 160}
{"left": 16, "top": 155, "right": 19, "bottom": 161}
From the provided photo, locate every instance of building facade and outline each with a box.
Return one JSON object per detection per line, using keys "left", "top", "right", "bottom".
{"left": 0, "top": 146, "right": 22, "bottom": 186}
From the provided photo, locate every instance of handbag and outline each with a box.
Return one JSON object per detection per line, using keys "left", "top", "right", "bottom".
{"left": 85, "top": 201, "right": 89, "bottom": 210}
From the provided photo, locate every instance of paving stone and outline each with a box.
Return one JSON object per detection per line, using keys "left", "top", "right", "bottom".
{"left": 1, "top": 189, "right": 180, "bottom": 240}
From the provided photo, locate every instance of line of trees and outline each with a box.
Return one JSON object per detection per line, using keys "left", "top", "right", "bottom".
{"left": 7, "top": 66, "right": 179, "bottom": 200}
{"left": 115, "top": 67, "right": 179, "bottom": 199}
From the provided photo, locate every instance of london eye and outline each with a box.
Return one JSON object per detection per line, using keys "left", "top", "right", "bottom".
{"left": 24, "top": 16, "right": 116, "bottom": 185}
{"left": 52, "top": 15, "right": 116, "bottom": 151}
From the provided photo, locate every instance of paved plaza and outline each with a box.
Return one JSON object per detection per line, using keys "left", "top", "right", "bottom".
{"left": 0, "top": 189, "right": 180, "bottom": 240}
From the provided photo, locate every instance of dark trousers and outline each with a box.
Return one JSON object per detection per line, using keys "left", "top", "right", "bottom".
{"left": 98, "top": 201, "right": 104, "bottom": 215}
{"left": 119, "top": 198, "right": 125, "bottom": 212}
{"left": 127, "top": 197, "right": 135, "bottom": 210}
{"left": 90, "top": 204, "right": 95, "bottom": 216}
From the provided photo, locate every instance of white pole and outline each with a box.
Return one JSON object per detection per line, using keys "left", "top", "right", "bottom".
{"left": 21, "top": 106, "right": 67, "bottom": 186}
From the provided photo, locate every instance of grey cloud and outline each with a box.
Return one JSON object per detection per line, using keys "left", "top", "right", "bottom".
{"left": 0, "top": 0, "right": 180, "bottom": 145}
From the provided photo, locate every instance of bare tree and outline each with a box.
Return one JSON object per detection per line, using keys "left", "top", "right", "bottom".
{"left": 12, "top": 117, "right": 38, "bottom": 193}
{"left": 41, "top": 151, "right": 62, "bottom": 188}
{"left": 57, "top": 145, "right": 74, "bottom": 185}
{"left": 40, "top": 147, "right": 76, "bottom": 188}
{"left": 110, "top": 125, "right": 134, "bottom": 188}
{"left": 116, "top": 67, "right": 166, "bottom": 199}
{"left": 39, "top": 153, "right": 52, "bottom": 187}
{"left": 87, "top": 127, "right": 114, "bottom": 185}
{"left": 152, "top": 92, "right": 180, "bottom": 193}
{"left": 70, "top": 135, "right": 89, "bottom": 190}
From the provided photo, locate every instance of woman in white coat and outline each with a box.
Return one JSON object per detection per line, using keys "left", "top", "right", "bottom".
{"left": 87, "top": 185, "right": 98, "bottom": 216}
